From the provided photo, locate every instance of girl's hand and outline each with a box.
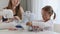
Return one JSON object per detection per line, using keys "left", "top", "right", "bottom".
{"left": 32, "top": 26, "right": 43, "bottom": 31}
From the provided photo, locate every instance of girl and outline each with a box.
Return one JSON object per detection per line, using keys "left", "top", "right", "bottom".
{"left": 26, "top": 6, "right": 56, "bottom": 31}
{"left": 41, "top": 6, "right": 56, "bottom": 31}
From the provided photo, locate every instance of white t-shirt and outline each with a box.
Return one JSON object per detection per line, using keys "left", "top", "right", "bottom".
{"left": 32, "top": 19, "right": 54, "bottom": 31}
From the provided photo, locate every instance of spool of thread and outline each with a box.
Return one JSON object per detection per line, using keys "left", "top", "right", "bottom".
{"left": 15, "top": 25, "right": 24, "bottom": 31}
{"left": 15, "top": 25, "right": 23, "bottom": 28}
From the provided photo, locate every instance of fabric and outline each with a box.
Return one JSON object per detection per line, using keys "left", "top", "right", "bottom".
{"left": 3, "top": 9, "right": 13, "bottom": 18}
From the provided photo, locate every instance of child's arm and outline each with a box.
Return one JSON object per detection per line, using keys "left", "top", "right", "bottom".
{"left": 26, "top": 21, "right": 44, "bottom": 31}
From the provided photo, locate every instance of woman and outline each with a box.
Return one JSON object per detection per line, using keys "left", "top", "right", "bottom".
{"left": 4, "top": 0, "right": 24, "bottom": 21}
{"left": 2, "top": 0, "right": 24, "bottom": 30}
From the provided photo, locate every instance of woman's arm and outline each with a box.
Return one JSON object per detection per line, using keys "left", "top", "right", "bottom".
{"left": 20, "top": 6, "right": 24, "bottom": 14}
{"left": 14, "top": 16, "right": 20, "bottom": 20}
{"left": 17, "top": 6, "right": 24, "bottom": 20}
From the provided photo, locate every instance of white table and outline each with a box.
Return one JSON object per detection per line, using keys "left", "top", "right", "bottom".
{"left": 0, "top": 30, "right": 59, "bottom": 34}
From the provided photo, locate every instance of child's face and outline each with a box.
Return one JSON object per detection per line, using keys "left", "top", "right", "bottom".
{"left": 42, "top": 10, "right": 51, "bottom": 21}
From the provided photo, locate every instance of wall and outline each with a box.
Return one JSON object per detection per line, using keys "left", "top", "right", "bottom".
{"left": 54, "top": 24, "right": 60, "bottom": 33}
{"left": 30, "top": 0, "right": 43, "bottom": 20}
{"left": 26, "top": 0, "right": 31, "bottom": 11}
{"left": 21, "top": 0, "right": 27, "bottom": 11}
{"left": 0, "top": 0, "right": 9, "bottom": 9}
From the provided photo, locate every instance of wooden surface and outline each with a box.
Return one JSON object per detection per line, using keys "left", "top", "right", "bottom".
{"left": 0, "top": 30, "right": 59, "bottom": 34}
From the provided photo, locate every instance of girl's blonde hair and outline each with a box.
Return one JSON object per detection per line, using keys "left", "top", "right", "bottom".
{"left": 42, "top": 6, "right": 56, "bottom": 19}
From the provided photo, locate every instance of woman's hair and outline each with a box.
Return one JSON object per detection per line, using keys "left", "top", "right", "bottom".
{"left": 42, "top": 6, "right": 56, "bottom": 19}
{"left": 5, "top": 0, "right": 22, "bottom": 20}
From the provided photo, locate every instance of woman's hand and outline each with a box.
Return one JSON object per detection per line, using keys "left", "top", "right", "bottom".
{"left": 8, "top": 27, "right": 17, "bottom": 31}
